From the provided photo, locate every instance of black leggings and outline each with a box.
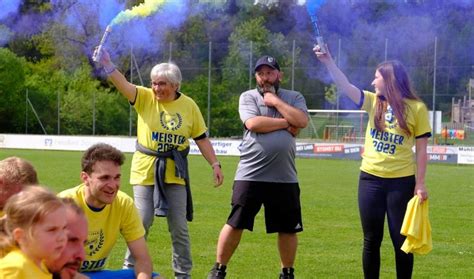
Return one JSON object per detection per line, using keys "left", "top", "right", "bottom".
{"left": 358, "top": 171, "right": 415, "bottom": 279}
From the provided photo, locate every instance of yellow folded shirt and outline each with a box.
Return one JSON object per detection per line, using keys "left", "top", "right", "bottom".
{"left": 400, "top": 195, "right": 432, "bottom": 255}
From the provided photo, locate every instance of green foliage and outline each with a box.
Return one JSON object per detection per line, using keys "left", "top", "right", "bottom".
{"left": 223, "top": 17, "right": 270, "bottom": 92}
{"left": 223, "top": 16, "right": 298, "bottom": 94}
{"left": 21, "top": 59, "right": 129, "bottom": 135}
{"left": 324, "top": 84, "right": 337, "bottom": 105}
{"left": 23, "top": 59, "right": 73, "bottom": 134}
{"left": 60, "top": 64, "right": 129, "bottom": 135}
{"left": 0, "top": 48, "right": 25, "bottom": 95}
{"left": 0, "top": 48, "right": 26, "bottom": 132}
{"left": 181, "top": 75, "right": 241, "bottom": 137}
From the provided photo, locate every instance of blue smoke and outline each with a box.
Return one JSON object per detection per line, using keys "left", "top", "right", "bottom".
{"left": 99, "top": 0, "right": 125, "bottom": 28}
{"left": 305, "top": 0, "right": 326, "bottom": 40}
{"left": 0, "top": 0, "right": 21, "bottom": 21}
{"left": 0, "top": 25, "right": 12, "bottom": 45}
{"left": 45, "top": 0, "right": 189, "bottom": 62}
{"left": 0, "top": 0, "right": 22, "bottom": 45}
{"left": 305, "top": 0, "right": 325, "bottom": 15}
{"left": 105, "top": 0, "right": 189, "bottom": 57}
{"left": 300, "top": 0, "right": 474, "bottom": 110}
{"left": 0, "top": 0, "right": 189, "bottom": 62}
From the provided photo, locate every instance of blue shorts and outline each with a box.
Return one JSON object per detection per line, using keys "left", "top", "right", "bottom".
{"left": 83, "top": 269, "right": 160, "bottom": 279}
{"left": 226, "top": 180, "right": 303, "bottom": 233}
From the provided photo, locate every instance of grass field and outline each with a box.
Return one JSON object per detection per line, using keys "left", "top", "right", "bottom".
{"left": 0, "top": 148, "right": 473, "bottom": 278}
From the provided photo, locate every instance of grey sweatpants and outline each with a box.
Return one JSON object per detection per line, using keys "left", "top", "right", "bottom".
{"left": 124, "top": 184, "right": 192, "bottom": 278}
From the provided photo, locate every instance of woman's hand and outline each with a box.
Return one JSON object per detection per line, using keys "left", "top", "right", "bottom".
{"left": 313, "top": 44, "right": 333, "bottom": 65}
{"left": 414, "top": 183, "right": 428, "bottom": 203}
{"left": 92, "top": 46, "right": 112, "bottom": 67}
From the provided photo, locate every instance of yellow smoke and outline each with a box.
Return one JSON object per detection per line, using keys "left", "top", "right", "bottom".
{"left": 110, "top": 0, "right": 166, "bottom": 26}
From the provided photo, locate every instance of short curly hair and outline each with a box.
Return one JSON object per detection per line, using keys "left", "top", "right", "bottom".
{"left": 81, "top": 143, "right": 125, "bottom": 174}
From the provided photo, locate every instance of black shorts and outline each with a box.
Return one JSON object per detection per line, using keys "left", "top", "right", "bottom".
{"left": 226, "top": 180, "right": 303, "bottom": 233}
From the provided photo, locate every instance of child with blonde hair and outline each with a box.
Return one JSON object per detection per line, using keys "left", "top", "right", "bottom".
{"left": 0, "top": 186, "right": 67, "bottom": 278}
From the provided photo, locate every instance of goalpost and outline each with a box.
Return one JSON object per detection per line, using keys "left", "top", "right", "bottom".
{"left": 300, "top": 109, "right": 368, "bottom": 143}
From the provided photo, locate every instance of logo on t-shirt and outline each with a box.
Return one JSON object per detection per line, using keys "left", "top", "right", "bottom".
{"left": 87, "top": 229, "right": 105, "bottom": 256}
{"left": 385, "top": 105, "right": 395, "bottom": 124}
{"left": 160, "top": 111, "right": 182, "bottom": 131}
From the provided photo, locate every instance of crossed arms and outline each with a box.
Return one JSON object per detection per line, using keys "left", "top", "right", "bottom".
{"left": 244, "top": 93, "right": 308, "bottom": 136}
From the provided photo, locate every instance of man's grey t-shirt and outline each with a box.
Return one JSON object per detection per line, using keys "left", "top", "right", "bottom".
{"left": 234, "top": 88, "right": 308, "bottom": 183}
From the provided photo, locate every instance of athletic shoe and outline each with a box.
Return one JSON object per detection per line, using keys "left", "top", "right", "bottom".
{"left": 279, "top": 267, "right": 294, "bottom": 279}
{"left": 207, "top": 263, "right": 226, "bottom": 279}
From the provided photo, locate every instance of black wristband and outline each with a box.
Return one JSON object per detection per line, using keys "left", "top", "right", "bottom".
{"left": 211, "top": 162, "right": 221, "bottom": 169}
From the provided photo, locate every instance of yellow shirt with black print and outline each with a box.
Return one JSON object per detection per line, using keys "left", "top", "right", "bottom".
{"left": 130, "top": 86, "right": 207, "bottom": 186}
{"left": 360, "top": 91, "right": 431, "bottom": 178}
{"left": 58, "top": 184, "right": 145, "bottom": 272}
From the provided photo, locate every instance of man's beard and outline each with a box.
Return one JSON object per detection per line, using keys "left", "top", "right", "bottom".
{"left": 51, "top": 260, "right": 81, "bottom": 279}
{"left": 256, "top": 80, "right": 280, "bottom": 95}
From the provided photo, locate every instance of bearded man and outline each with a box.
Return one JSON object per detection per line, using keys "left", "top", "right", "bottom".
{"left": 208, "top": 55, "right": 309, "bottom": 279}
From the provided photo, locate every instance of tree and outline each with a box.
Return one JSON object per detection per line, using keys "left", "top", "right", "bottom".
{"left": 182, "top": 75, "right": 241, "bottom": 137}
{"left": 0, "top": 48, "right": 27, "bottom": 132}
{"left": 60, "top": 63, "right": 129, "bottom": 135}
{"left": 222, "top": 16, "right": 297, "bottom": 94}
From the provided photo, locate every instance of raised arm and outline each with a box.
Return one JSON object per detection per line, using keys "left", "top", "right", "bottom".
{"left": 313, "top": 45, "right": 361, "bottom": 105}
{"left": 93, "top": 48, "right": 137, "bottom": 102}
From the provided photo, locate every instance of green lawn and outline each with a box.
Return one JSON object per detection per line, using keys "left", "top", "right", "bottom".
{"left": 0, "top": 149, "right": 473, "bottom": 278}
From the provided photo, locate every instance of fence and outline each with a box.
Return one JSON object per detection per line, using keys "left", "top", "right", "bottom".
{"left": 300, "top": 110, "right": 368, "bottom": 143}
{"left": 19, "top": 37, "right": 473, "bottom": 145}
{"left": 300, "top": 110, "right": 474, "bottom": 146}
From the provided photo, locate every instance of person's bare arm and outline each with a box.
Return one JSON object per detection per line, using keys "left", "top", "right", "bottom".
{"left": 94, "top": 48, "right": 137, "bottom": 102}
{"left": 195, "top": 137, "right": 224, "bottom": 187}
{"left": 107, "top": 70, "right": 137, "bottom": 103}
{"left": 244, "top": 116, "right": 289, "bottom": 133}
{"left": 127, "top": 237, "right": 153, "bottom": 279}
{"left": 313, "top": 45, "right": 361, "bottom": 104}
{"left": 414, "top": 137, "right": 429, "bottom": 202}
{"left": 263, "top": 93, "right": 308, "bottom": 128}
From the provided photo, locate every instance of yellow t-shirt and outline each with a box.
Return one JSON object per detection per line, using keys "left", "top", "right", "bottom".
{"left": 131, "top": 86, "right": 207, "bottom": 185}
{"left": 0, "top": 249, "right": 52, "bottom": 279}
{"left": 58, "top": 184, "right": 145, "bottom": 272}
{"left": 0, "top": 210, "right": 4, "bottom": 218}
{"left": 401, "top": 196, "right": 432, "bottom": 254}
{"left": 360, "top": 91, "right": 431, "bottom": 178}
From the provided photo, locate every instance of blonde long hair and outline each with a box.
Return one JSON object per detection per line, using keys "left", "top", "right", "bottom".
{"left": 0, "top": 186, "right": 64, "bottom": 257}
{"left": 374, "top": 60, "right": 422, "bottom": 136}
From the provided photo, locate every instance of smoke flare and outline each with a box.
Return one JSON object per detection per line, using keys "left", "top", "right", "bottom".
{"left": 110, "top": 0, "right": 166, "bottom": 26}
{"left": 92, "top": 25, "right": 112, "bottom": 62}
{"left": 305, "top": 0, "right": 327, "bottom": 53}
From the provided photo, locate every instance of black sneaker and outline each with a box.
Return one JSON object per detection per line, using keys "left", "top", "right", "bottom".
{"left": 279, "top": 267, "right": 294, "bottom": 279}
{"left": 207, "top": 263, "right": 227, "bottom": 279}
